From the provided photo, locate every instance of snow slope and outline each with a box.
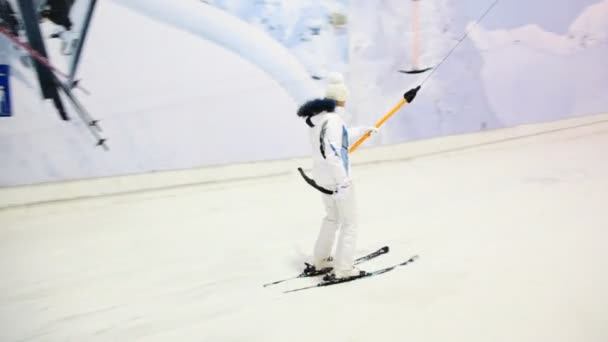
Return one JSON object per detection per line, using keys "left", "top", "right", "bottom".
{"left": 0, "top": 114, "right": 607, "bottom": 341}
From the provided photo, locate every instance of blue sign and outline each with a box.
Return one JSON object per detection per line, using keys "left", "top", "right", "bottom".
{"left": 0, "top": 64, "right": 11, "bottom": 117}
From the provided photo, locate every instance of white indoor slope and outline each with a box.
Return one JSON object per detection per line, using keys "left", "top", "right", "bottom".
{"left": 1, "top": 115, "right": 608, "bottom": 342}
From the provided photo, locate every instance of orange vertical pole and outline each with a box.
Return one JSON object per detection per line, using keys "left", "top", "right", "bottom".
{"left": 412, "top": 0, "right": 420, "bottom": 70}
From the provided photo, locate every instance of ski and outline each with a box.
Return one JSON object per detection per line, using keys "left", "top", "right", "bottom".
{"left": 68, "top": 0, "right": 98, "bottom": 85}
{"left": 53, "top": 74, "right": 107, "bottom": 149}
{"left": 284, "top": 255, "right": 419, "bottom": 293}
{"left": 0, "top": 26, "right": 89, "bottom": 94}
{"left": 263, "top": 246, "right": 389, "bottom": 287}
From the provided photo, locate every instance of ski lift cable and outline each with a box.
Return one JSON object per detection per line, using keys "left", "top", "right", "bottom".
{"left": 418, "top": 0, "right": 499, "bottom": 86}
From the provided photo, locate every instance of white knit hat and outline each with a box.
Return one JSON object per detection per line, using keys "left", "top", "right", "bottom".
{"left": 325, "top": 72, "right": 349, "bottom": 102}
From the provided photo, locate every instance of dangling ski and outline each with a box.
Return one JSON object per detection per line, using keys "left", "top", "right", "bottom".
{"left": 284, "top": 255, "right": 419, "bottom": 293}
{"left": 263, "top": 246, "right": 389, "bottom": 287}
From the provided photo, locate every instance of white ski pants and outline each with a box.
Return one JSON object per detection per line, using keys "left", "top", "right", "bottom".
{"left": 313, "top": 184, "right": 358, "bottom": 273}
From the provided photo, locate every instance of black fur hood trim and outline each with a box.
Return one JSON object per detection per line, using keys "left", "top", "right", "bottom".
{"left": 297, "top": 98, "right": 336, "bottom": 118}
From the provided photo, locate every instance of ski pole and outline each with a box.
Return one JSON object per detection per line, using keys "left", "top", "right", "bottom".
{"left": 0, "top": 26, "right": 90, "bottom": 94}
{"left": 349, "top": 85, "right": 421, "bottom": 153}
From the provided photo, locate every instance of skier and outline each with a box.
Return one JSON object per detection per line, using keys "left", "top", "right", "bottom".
{"left": 39, "top": 0, "right": 74, "bottom": 31}
{"left": 0, "top": 0, "right": 19, "bottom": 36}
{"left": 297, "top": 72, "right": 378, "bottom": 279}
{"left": 39, "top": 0, "right": 78, "bottom": 55}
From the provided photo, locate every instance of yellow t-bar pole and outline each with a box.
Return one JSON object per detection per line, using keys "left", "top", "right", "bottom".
{"left": 349, "top": 86, "right": 421, "bottom": 153}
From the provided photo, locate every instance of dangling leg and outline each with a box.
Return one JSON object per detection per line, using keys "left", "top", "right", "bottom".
{"left": 313, "top": 194, "right": 340, "bottom": 268}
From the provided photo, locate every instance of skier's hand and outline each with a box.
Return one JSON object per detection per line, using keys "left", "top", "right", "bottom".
{"left": 403, "top": 85, "right": 421, "bottom": 103}
{"left": 367, "top": 126, "right": 379, "bottom": 135}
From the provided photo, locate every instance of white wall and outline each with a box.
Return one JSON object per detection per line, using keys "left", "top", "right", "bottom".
{"left": 0, "top": 0, "right": 607, "bottom": 187}
{"left": 0, "top": 1, "right": 313, "bottom": 186}
{"left": 347, "top": 0, "right": 608, "bottom": 144}
{"left": 2, "top": 112, "right": 607, "bottom": 209}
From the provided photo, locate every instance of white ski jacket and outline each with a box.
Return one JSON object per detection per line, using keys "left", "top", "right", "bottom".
{"left": 305, "top": 105, "right": 371, "bottom": 189}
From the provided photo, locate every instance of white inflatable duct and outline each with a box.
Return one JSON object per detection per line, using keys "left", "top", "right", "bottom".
{"left": 112, "top": 0, "right": 321, "bottom": 103}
